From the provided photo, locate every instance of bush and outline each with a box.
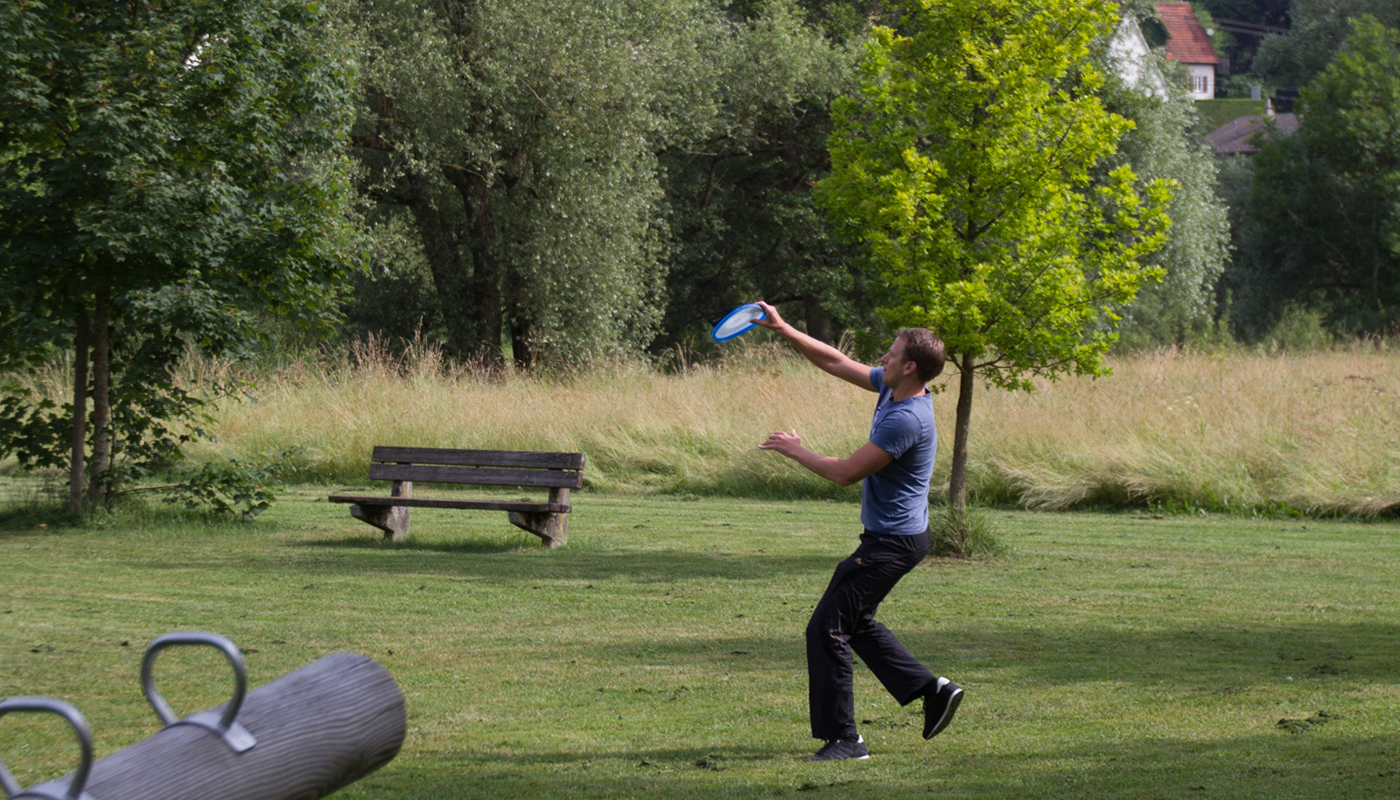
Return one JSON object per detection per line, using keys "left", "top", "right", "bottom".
{"left": 1264, "top": 305, "right": 1335, "bottom": 352}
{"left": 930, "top": 504, "right": 1005, "bottom": 560}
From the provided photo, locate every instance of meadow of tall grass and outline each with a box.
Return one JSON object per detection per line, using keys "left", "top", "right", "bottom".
{"left": 175, "top": 337, "right": 1399, "bottom": 518}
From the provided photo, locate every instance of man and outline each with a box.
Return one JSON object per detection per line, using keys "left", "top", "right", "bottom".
{"left": 754, "top": 300, "right": 962, "bottom": 762}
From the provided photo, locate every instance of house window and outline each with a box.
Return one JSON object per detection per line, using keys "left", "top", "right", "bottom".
{"left": 1192, "top": 75, "right": 1210, "bottom": 95}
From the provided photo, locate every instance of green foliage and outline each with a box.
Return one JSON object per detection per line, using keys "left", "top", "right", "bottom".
{"left": 1193, "top": 99, "right": 1268, "bottom": 132}
{"left": 162, "top": 447, "right": 304, "bottom": 520}
{"left": 821, "top": 0, "right": 1172, "bottom": 392}
{"left": 1254, "top": 0, "right": 1400, "bottom": 88}
{"left": 0, "top": 1, "right": 359, "bottom": 499}
{"left": 1189, "top": 3, "right": 1231, "bottom": 57}
{"left": 1259, "top": 305, "right": 1336, "bottom": 352}
{"left": 1188, "top": 1, "right": 1287, "bottom": 77}
{"left": 338, "top": 0, "right": 730, "bottom": 367}
{"left": 929, "top": 503, "right": 1005, "bottom": 560}
{"left": 1229, "top": 16, "right": 1400, "bottom": 339}
{"left": 1100, "top": 53, "right": 1232, "bottom": 349}
{"left": 657, "top": 0, "right": 876, "bottom": 353}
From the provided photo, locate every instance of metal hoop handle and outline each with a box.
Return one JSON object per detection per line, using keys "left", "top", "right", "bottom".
{"left": 140, "top": 632, "right": 256, "bottom": 753}
{"left": 0, "top": 697, "right": 94, "bottom": 800}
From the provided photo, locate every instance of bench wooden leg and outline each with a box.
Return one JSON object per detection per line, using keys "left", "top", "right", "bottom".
{"left": 350, "top": 478, "right": 412, "bottom": 541}
{"left": 510, "top": 485, "right": 569, "bottom": 548}
{"left": 507, "top": 510, "right": 568, "bottom": 548}
{"left": 350, "top": 504, "right": 411, "bottom": 541}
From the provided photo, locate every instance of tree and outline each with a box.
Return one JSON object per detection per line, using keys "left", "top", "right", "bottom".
{"left": 1098, "top": 47, "right": 1231, "bottom": 348}
{"left": 656, "top": 0, "right": 876, "bottom": 353}
{"left": 1192, "top": 0, "right": 1290, "bottom": 78}
{"left": 1229, "top": 15, "right": 1400, "bottom": 338}
{"left": 819, "top": 0, "right": 1171, "bottom": 512}
{"left": 1254, "top": 0, "right": 1400, "bottom": 89}
{"left": 0, "top": 1, "right": 357, "bottom": 511}
{"left": 338, "top": 0, "right": 731, "bottom": 369}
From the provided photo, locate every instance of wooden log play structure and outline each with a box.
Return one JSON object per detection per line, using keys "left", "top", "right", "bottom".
{"left": 0, "top": 632, "right": 406, "bottom": 800}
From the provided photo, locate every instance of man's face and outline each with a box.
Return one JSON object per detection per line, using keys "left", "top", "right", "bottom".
{"left": 880, "top": 336, "right": 914, "bottom": 376}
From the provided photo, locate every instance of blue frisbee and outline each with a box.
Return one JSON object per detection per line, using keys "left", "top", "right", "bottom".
{"left": 711, "top": 303, "right": 767, "bottom": 342}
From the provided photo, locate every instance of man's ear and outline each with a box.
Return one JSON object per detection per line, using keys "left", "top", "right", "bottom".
{"left": 902, "top": 359, "right": 918, "bottom": 377}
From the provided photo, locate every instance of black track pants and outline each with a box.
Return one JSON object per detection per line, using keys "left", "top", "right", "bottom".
{"left": 806, "top": 528, "right": 937, "bottom": 741}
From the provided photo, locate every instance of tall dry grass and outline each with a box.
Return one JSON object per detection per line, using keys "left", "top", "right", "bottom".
{"left": 185, "top": 338, "right": 1399, "bottom": 516}
{"left": 7, "top": 336, "right": 1395, "bottom": 515}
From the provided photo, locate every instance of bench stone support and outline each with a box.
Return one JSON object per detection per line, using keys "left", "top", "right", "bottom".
{"left": 508, "top": 487, "right": 570, "bottom": 548}
{"left": 350, "top": 480, "right": 412, "bottom": 541}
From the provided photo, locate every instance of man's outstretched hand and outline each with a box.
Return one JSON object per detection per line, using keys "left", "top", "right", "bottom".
{"left": 758, "top": 428, "right": 803, "bottom": 458}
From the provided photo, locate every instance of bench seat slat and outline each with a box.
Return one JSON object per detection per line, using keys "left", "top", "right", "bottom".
{"left": 328, "top": 495, "right": 570, "bottom": 513}
{"left": 367, "top": 463, "right": 583, "bottom": 488}
{"left": 372, "top": 446, "right": 585, "bottom": 471}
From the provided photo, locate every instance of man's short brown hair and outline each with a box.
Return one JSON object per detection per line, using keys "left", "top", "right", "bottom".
{"left": 897, "top": 328, "right": 945, "bottom": 383}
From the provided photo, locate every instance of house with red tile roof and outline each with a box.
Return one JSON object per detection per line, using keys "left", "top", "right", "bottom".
{"left": 1156, "top": 3, "right": 1221, "bottom": 99}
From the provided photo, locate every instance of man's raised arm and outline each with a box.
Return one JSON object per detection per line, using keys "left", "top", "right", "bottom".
{"left": 753, "top": 301, "right": 875, "bottom": 391}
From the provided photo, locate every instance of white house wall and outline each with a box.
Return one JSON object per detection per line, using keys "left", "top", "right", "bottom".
{"left": 1108, "top": 18, "right": 1169, "bottom": 101}
{"left": 1187, "top": 63, "right": 1214, "bottom": 99}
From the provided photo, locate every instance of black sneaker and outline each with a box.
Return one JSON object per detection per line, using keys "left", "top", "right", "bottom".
{"left": 806, "top": 735, "right": 869, "bottom": 762}
{"left": 922, "top": 677, "right": 963, "bottom": 739}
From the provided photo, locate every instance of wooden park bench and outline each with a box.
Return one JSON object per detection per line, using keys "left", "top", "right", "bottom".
{"left": 328, "top": 446, "right": 585, "bottom": 548}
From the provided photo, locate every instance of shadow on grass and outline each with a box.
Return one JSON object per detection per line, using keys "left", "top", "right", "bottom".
{"left": 0, "top": 502, "right": 81, "bottom": 533}
{"left": 572, "top": 615, "right": 1400, "bottom": 688}
{"left": 898, "top": 619, "right": 1400, "bottom": 687}
{"left": 308, "top": 534, "right": 531, "bottom": 555}
{"left": 276, "top": 538, "right": 842, "bottom": 583}
{"left": 559, "top": 618, "right": 1400, "bottom": 686}
{"left": 361, "top": 730, "right": 1399, "bottom": 800}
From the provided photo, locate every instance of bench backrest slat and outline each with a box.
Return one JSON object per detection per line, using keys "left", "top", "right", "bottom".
{"left": 368, "top": 463, "right": 584, "bottom": 489}
{"left": 371, "top": 446, "right": 584, "bottom": 471}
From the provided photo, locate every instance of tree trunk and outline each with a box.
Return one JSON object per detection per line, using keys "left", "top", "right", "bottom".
{"left": 510, "top": 313, "right": 532, "bottom": 371}
{"left": 445, "top": 166, "right": 503, "bottom": 369}
{"left": 803, "top": 297, "right": 833, "bottom": 345}
{"left": 89, "top": 288, "right": 112, "bottom": 501}
{"left": 948, "top": 352, "right": 977, "bottom": 512}
{"left": 68, "top": 309, "right": 90, "bottom": 514}
{"left": 403, "top": 170, "right": 480, "bottom": 362}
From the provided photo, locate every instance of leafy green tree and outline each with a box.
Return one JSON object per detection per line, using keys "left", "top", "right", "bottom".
{"left": 1191, "top": 0, "right": 1290, "bottom": 76}
{"left": 0, "top": 1, "right": 357, "bottom": 511}
{"left": 1229, "top": 15, "right": 1400, "bottom": 338}
{"left": 1099, "top": 48, "right": 1231, "bottom": 348}
{"left": 1254, "top": 0, "right": 1400, "bottom": 88}
{"left": 820, "top": 0, "right": 1172, "bottom": 512}
{"left": 338, "top": 0, "right": 733, "bottom": 368}
{"left": 656, "top": 0, "right": 875, "bottom": 353}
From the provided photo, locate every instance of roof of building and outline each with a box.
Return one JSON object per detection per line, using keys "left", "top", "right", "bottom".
{"left": 1206, "top": 114, "right": 1298, "bottom": 155}
{"left": 1156, "top": 3, "right": 1221, "bottom": 65}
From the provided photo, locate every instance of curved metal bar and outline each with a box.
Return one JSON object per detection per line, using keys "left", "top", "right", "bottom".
{"left": 0, "top": 697, "right": 93, "bottom": 800}
{"left": 140, "top": 632, "right": 255, "bottom": 752}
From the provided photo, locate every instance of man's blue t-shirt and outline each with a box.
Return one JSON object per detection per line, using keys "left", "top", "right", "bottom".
{"left": 861, "top": 367, "right": 937, "bottom": 535}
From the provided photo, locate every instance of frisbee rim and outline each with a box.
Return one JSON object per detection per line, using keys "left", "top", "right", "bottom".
{"left": 711, "top": 303, "right": 767, "bottom": 342}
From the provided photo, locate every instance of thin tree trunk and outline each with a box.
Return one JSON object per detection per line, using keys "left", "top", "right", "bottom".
{"left": 948, "top": 352, "right": 976, "bottom": 512}
{"left": 445, "top": 166, "right": 503, "bottom": 369}
{"left": 803, "top": 297, "right": 833, "bottom": 345}
{"left": 404, "top": 171, "right": 479, "bottom": 361}
{"left": 509, "top": 314, "right": 532, "bottom": 371}
{"left": 89, "top": 288, "right": 112, "bottom": 501}
{"left": 68, "top": 309, "right": 90, "bottom": 514}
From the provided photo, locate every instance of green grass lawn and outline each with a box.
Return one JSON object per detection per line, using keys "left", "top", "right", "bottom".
{"left": 2, "top": 488, "right": 1398, "bottom": 798}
